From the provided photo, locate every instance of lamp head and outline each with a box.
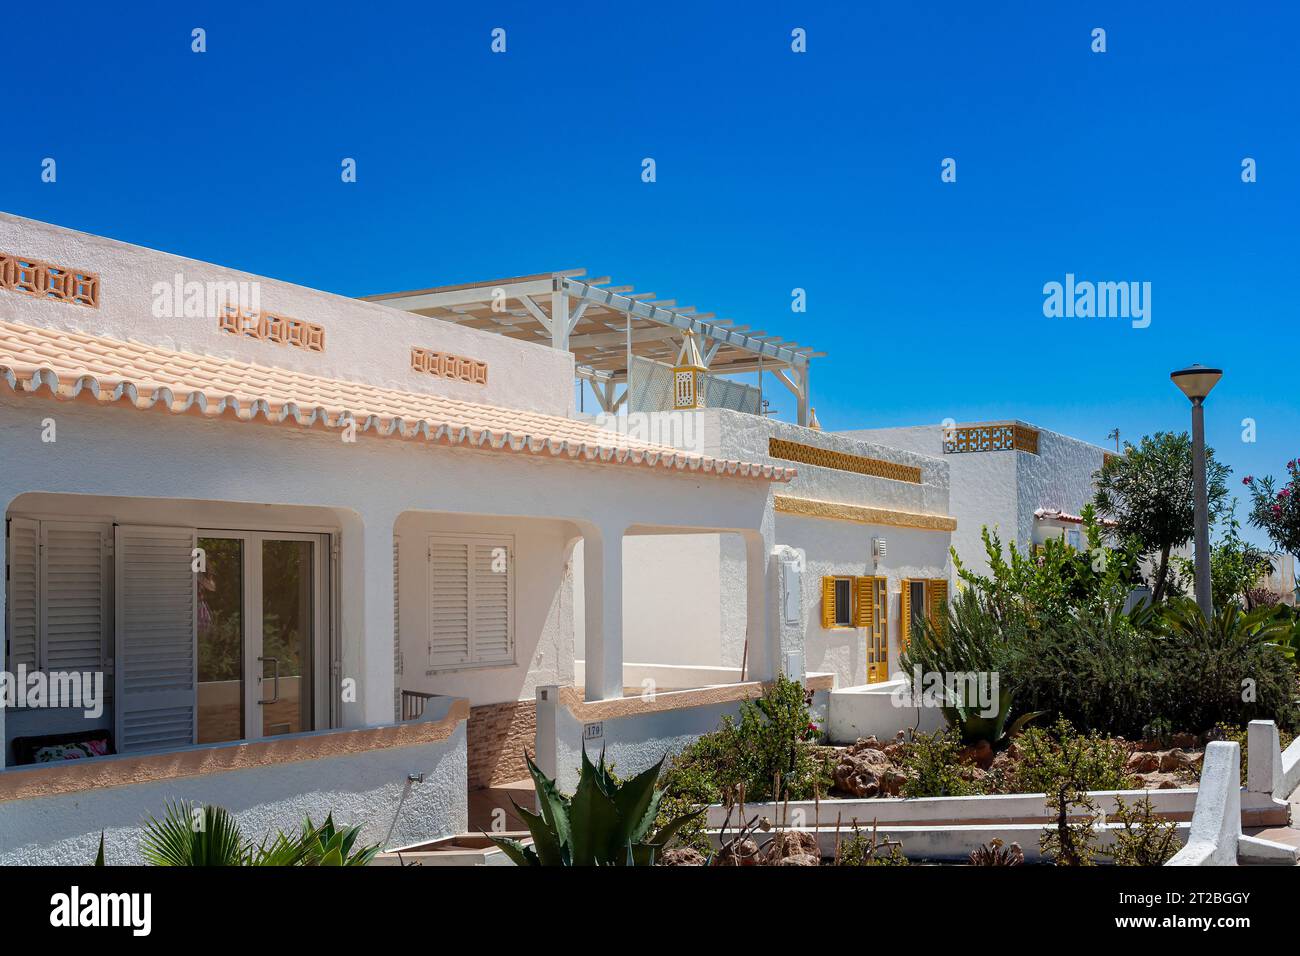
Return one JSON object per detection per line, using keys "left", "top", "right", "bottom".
{"left": 1170, "top": 364, "right": 1223, "bottom": 403}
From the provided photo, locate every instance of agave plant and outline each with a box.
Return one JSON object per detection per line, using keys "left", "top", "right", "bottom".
{"left": 968, "top": 838, "right": 1024, "bottom": 866}
{"left": 489, "top": 748, "right": 702, "bottom": 866}
{"left": 99, "top": 801, "right": 379, "bottom": 866}
{"left": 943, "top": 689, "right": 1044, "bottom": 748}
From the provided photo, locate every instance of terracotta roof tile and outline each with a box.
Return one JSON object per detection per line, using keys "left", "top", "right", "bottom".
{"left": 0, "top": 320, "right": 795, "bottom": 482}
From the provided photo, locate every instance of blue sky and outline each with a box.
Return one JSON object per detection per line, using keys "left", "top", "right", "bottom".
{"left": 2, "top": 1, "right": 1296, "bottom": 543}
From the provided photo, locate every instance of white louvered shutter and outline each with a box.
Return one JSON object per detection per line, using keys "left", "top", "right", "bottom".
{"left": 471, "top": 541, "right": 512, "bottom": 663}
{"left": 114, "top": 525, "right": 197, "bottom": 753}
{"left": 428, "top": 538, "right": 471, "bottom": 667}
{"left": 5, "top": 517, "right": 40, "bottom": 672}
{"left": 41, "top": 522, "right": 111, "bottom": 672}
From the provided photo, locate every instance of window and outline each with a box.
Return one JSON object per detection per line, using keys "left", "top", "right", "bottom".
{"left": 821, "top": 575, "right": 882, "bottom": 631}
{"left": 1067, "top": 529, "right": 1082, "bottom": 551}
{"left": 4, "top": 518, "right": 111, "bottom": 678}
{"left": 900, "top": 578, "right": 950, "bottom": 649}
{"left": 427, "top": 534, "right": 514, "bottom": 670}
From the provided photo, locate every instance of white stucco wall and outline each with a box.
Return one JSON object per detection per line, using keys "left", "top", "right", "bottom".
{"left": 394, "top": 512, "right": 577, "bottom": 706}
{"left": 618, "top": 533, "right": 732, "bottom": 668}
{"left": 0, "top": 212, "right": 575, "bottom": 417}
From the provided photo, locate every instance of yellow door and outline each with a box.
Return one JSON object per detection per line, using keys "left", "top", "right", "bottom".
{"left": 861, "top": 576, "right": 889, "bottom": 683}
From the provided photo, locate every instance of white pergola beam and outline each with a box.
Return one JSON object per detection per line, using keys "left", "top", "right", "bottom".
{"left": 564, "top": 279, "right": 810, "bottom": 369}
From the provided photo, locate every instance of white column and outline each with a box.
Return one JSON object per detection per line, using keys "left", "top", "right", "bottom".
{"left": 743, "top": 530, "right": 776, "bottom": 681}
{"left": 796, "top": 364, "right": 810, "bottom": 427}
{"left": 341, "top": 507, "right": 399, "bottom": 727}
{"left": 551, "top": 288, "right": 570, "bottom": 352}
{"left": 582, "top": 525, "right": 624, "bottom": 701}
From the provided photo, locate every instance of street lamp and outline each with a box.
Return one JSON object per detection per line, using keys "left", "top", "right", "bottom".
{"left": 1170, "top": 364, "right": 1223, "bottom": 621}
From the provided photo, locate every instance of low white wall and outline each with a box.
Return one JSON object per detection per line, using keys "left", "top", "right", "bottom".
{"left": 1167, "top": 741, "right": 1240, "bottom": 866}
{"left": 535, "top": 685, "right": 756, "bottom": 794}
{"left": 1280, "top": 736, "right": 1300, "bottom": 801}
{"left": 706, "top": 821, "right": 1191, "bottom": 864}
{"left": 573, "top": 660, "right": 744, "bottom": 692}
{"left": 0, "top": 702, "right": 468, "bottom": 865}
{"left": 705, "top": 787, "right": 1203, "bottom": 830}
{"left": 827, "top": 679, "right": 945, "bottom": 744}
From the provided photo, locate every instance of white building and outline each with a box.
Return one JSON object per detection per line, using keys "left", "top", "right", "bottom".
{"left": 839, "top": 422, "right": 1114, "bottom": 575}
{"left": 0, "top": 214, "right": 833, "bottom": 862}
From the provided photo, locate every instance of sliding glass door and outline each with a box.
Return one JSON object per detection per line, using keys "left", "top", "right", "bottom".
{"left": 196, "top": 531, "right": 328, "bottom": 743}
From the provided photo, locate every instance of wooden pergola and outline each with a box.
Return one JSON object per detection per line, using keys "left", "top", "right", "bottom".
{"left": 362, "top": 270, "right": 823, "bottom": 424}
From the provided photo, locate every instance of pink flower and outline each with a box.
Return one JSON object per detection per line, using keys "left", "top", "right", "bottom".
{"left": 1274, "top": 504, "right": 1284, "bottom": 516}
{"left": 1243, "top": 476, "right": 1254, "bottom": 485}
{"left": 1280, "top": 489, "right": 1291, "bottom": 500}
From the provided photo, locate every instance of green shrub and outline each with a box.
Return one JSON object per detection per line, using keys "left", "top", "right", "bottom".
{"left": 835, "top": 824, "right": 909, "bottom": 866}
{"left": 1008, "top": 717, "right": 1131, "bottom": 795}
{"left": 1158, "top": 599, "right": 1299, "bottom": 734}
{"left": 899, "top": 729, "right": 985, "bottom": 797}
{"left": 1003, "top": 605, "right": 1166, "bottom": 738}
{"left": 655, "top": 675, "right": 833, "bottom": 849}
{"left": 1107, "top": 795, "right": 1180, "bottom": 866}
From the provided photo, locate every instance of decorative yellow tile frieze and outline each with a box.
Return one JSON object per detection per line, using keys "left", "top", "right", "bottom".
{"left": 411, "top": 347, "right": 488, "bottom": 385}
{"left": 774, "top": 495, "right": 957, "bottom": 532}
{"left": 218, "top": 304, "right": 325, "bottom": 352}
{"left": 0, "top": 252, "right": 99, "bottom": 308}
{"left": 943, "top": 423, "right": 1039, "bottom": 455}
{"left": 768, "top": 437, "right": 922, "bottom": 484}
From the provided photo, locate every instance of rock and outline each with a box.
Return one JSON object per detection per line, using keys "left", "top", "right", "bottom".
{"left": 880, "top": 770, "right": 908, "bottom": 797}
{"left": 1171, "top": 733, "right": 1200, "bottom": 750}
{"left": 715, "top": 838, "right": 760, "bottom": 866}
{"left": 658, "top": 847, "right": 705, "bottom": 866}
{"left": 1126, "top": 752, "right": 1161, "bottom": 774}
{"left": 764, "top": 829, "right": 821, "bottom": 865}
{"left": 777, "top": 853, "right": 821, "bottom": 866}
{"left": 1157, "top": 779, "right": 1178, "bottom": 790}
{"left": 850, "top": 735, "right": 883, "bottom": 753}
{"left": 883, "top": 743, "right": 907, "bottom": 762}
{"left": 832, "top": 749, "right": 891, "bottom": 797}
{"left": 833, "top": 765, "right": 878, "bottom": 798}
{"left": 1158, "top": 748, "right": 1194, "bottom": 772}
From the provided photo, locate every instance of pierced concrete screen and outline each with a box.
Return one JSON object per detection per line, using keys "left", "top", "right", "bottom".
{"left": 0, "top": 252, "right": 99, "bottom": 308}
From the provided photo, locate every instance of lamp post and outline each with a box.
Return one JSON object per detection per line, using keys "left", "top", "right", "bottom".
{"left": 1170, "top": 364, "right": 1223, "bottom": 622}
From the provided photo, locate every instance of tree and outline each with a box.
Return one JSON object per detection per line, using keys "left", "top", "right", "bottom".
{"left": 1243, "top": 459, "right": 1300, "bottom": 566}
{"left": 1093, "top": 432, "right": 1230, "bottom": 605}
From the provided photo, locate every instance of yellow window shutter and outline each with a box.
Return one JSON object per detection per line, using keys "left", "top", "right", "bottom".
{"left": 854, "top": 577, "right": 873, "bottom": 627}
{"left": 821, "top": 576, "right": 837, "bottom": 629}
{"left": 929, "top": 579, "right": 949, "bottom": 635}
{"left": 899, "top": 579, "right": 912, "bottom": 650}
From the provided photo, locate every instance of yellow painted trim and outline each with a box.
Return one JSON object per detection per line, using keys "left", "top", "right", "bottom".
{"left": 768, "top": 438, "right": 922, "bottom": 484}
{"left": 774, "top": 495, "right": 957, "bottom": 532}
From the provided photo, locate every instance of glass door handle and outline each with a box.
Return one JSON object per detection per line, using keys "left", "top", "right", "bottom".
{"left": 257, "top": 656, "right": 280, "bottom": 705}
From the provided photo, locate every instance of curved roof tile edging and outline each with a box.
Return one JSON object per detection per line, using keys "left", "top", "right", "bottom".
{"left": 0, "top": 321, "right": 795, "bottom": 483}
